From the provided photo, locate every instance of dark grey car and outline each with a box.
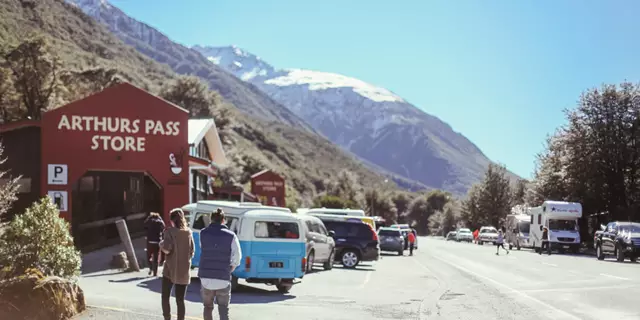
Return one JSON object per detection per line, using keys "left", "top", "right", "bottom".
{"left": 378, "top": 227, "right": 404, "bottom": 255}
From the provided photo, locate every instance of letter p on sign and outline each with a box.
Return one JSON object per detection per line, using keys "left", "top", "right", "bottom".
{"left": 47, "top": 164, "right": 68, "bottom": 185}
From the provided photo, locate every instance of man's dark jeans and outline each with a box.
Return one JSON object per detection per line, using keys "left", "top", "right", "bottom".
{"left": 147, "top": 242, "right": 160, "bottom": 276}
{"left": 162, "top": 277, "right": 187, "bottom": 320}
{"left": 540, "top": 241, "right": 551, "bottom": 255}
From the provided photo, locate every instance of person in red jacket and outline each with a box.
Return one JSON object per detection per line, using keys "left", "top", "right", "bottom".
{"left": 473, "top": 229, "right": 479, "bottom": 244}
{"left": 407, "top": 231, "right": 416, "bottom": 256}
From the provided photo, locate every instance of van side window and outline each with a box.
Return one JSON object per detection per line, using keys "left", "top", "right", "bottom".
{"left": 537, "top": 215, "right": 541, "bottom": 225}
{"left": 193, "top": 212, "right": 210, "bottom": 230}
{"left": 227, "top": 217, "right": 238, "bottom": 233}
{"left": 305, "top": 221, "right": 314, "bottom": 234}
{"left": 317, "top": 223, "right": 328, "bottom": 236}
{"left": 530, "top": 215, "right": 534, "bottom": 224}
{"left": 254, "top": 221, "right": 300, "bottom": 239}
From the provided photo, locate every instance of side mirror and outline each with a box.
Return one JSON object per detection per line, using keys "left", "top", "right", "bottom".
{"left": 329, "top": 230, "right": 335, "bottom": 237}
{"left": 540, "top": 225, "right": 543, "bottom": 231}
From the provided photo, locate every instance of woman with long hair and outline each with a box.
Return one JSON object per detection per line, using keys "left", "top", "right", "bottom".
{"left": 159, "top": 209, "right": 194, "bottom": 320}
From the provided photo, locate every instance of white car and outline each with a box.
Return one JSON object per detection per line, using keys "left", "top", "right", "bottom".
{"left": 478, "top": 226, "right": 499, "bottom": 245}
{"left": 455, "top": 228, "right": 473, "bottom": 242}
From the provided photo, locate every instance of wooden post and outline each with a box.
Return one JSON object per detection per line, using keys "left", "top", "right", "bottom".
{"left": 115, "top": 219, "right": 140, "bottom": 271}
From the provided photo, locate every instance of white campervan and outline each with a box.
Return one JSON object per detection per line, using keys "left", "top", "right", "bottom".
{"left": 505, "top": 213, "right": 531, "bottom": 250}
{"left": 529, "top": 201, "right": 582, "bottom": 254}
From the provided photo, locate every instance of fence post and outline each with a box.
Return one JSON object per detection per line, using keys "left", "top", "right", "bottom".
{"left": 115, "top": 219, "right": 140, "bottom": 271}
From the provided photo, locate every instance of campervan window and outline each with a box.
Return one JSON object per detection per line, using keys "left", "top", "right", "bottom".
{"left": 193, "top": 212, "right": 211, "bottom": 230}
{"left": 518, "top": 221, "right": 530, "bottom": 233}
{"left": 254, "top": 221, "right": 300, "bottom": 239}
{"left": 549, "top": 219, "right": 577, "bottom": 231}
{"left": 619, "top": 224, "right": 640, "bottom": 233}
{"left": 538, "top": 215, "right": 541, "bottom": 224}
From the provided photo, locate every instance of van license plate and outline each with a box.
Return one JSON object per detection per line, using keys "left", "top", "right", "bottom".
{"left": 269, "top": 262, "right": 283, "bottom": 268}
{"left": 563, "top": 245, "right": 569, "bottom": 249}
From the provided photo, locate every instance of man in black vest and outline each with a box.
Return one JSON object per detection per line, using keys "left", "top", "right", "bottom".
{"left": 198, "top": 209, "right": 242, "bottom": 320}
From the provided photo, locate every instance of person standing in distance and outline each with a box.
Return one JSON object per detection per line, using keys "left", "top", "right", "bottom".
{"left": 199, "top": 208, "right": 242, "bottom": 320}
{"left": 144, "top": 212, "right": 165, "bottom": 277}
{"left": 407, "top": 230, "right": 416, "bottom": 256}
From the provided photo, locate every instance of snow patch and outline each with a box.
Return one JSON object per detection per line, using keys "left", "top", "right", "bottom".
{"left": 264, "top": 69, "right": 404, "bottom": 103}
{"left": 207, "top": 56, "right": 221, "bottom": 64}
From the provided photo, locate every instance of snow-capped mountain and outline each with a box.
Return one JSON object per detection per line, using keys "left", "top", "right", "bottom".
{"left": 194, "top": 46, "right": 519, "bottom": 194}
{"left": 65, "top": 0, "right": 314, "bottom": 132}
{"left": 66, "top": 0, "right": 519, "bottom": 194}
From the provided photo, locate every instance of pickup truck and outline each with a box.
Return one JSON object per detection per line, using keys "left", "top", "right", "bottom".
{"left": 595, "top": 221, "right": 640, "bottom": 262}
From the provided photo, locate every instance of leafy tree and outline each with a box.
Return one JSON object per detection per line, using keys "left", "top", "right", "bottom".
{"left": 159, "top": 75, "right": 233, "bottom": 139}
{"left": 325, "top": 169, "right": 361, "bottom": 205}
{"left": 0, "top": 197, "right": 81, "bottom": 279}
{"left": 312, "top": 195, "right": 356, "bottom": 209}
{"left": 59, "top": 67, "right": 121, "bottom": 102}
{"left": 3, "top": 36, "right": 60, "bottom": 120}
{"left": 391, "top": 192, "right": 411, "bottom": 217}
{"left": 0, "top": 143, "right": 19, "bottom": 220}
{"left": 477, "top": 163, "right": 512, "bottom": 227}
{"left": 461, "top": 184, "right": 482, "bottom": 230}
{"left": 365, "top": 189, "right": 397, "bottom": 222}
{"left": 407, "top": 190, "right": 450, "bottom": 235}
{"left": 511, "top": 178, "right": 528, "bottom": 205}
{"left": 0, "top": 67, "right": 20, "bottom": 123}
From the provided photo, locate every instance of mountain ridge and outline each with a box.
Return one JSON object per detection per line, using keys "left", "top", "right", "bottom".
{"left": 193, "top": 45, "right": 519, "bottom": 194}
{"left": 67, "top": 0, "right": 519, "bottom": 196}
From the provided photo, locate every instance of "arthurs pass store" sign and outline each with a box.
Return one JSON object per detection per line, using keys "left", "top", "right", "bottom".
{"left": 56, "top": 115, "right": 181, "bottom": 152}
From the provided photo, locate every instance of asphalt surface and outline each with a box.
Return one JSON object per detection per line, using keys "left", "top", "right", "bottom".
{"left": 74, "top": 237, "right": 640, "bottom": 319}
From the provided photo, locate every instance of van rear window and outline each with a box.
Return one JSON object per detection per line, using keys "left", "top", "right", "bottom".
{"left": 254, "top": 221, "right": 300, "bottom": 239}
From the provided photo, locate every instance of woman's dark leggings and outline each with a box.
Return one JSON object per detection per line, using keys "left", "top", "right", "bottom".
{"left": 162, "top": 277, "right": 187, "bottom": 320}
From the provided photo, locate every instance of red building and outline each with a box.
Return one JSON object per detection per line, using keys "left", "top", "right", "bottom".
{"left": 250, "top": 169, "right": 286, "bottom": 207}
{"left": 0, "top": 83, "right": 190, "bottom": 251}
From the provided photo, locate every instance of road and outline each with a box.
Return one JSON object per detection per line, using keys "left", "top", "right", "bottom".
{"left": 75, "top": 237, "right": 640, "bottom": 319}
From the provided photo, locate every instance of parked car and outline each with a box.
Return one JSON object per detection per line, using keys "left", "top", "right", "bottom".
{"left": 455, "top": 228, "right": 473, "bottom": 242}
{"left": 377, "top": 227, "right": 404, "bottom": 255}
{"left": 320, "top": 219, "right": 380, "bottom": 268}
{"left": 298, "top": 214, "right": 336, "bottom": 272}
{"left": 446, "top": 231, "right": 457, "bottom": 241}
{"left": 594, "top": 224, "right": 605, "bottom": 250}
{"left": 390, "top": 224, "right": 419, "bottom": 250}
{"left": 478, "top": 226, "right": 499, "bottom": 245}
{"left": 595, "top": 221, "right": 640, "bottom": 262}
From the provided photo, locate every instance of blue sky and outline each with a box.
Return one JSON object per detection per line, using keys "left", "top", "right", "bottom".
{"left": 110, "top": 0, "right": 640, "bottom": 178}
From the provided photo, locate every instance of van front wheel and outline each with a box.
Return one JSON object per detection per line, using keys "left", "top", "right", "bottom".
{"left": 306, "top": 251, "right": 315, "bottom": 273}
{"left": 276, "top": 283, "right": 292, "bottom": 293}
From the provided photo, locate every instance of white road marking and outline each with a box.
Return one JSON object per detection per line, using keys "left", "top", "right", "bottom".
{"left": 431, "top": 254, "right": 583, "bottom": 320}
{"left": 359, "top": 270, "right": 373, "bottom": 288}
{"left": 542, "top": 262, "right": 558, "bottom": 267}
{"left": 520, "top": 284, "right": 635, "bottom": 293}
{"left": 600, "top": 273, "right": 631, "bottom": 281}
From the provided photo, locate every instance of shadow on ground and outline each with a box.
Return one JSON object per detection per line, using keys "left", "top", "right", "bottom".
{"left": 135, "top": 277, "right": 296, "bottom": 304}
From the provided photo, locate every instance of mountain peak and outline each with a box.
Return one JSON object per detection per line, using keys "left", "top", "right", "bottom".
{"left": 192, "top": 45, "right": 276, "bottom": 81}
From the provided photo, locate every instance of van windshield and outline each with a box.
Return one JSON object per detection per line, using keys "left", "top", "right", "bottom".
{"left": 518, "top": 221, "right": 530, "bottom": 233}
{"left": 548, "top": 219, "right": 577, "bottom": 231}
{"left": 254, "top": 221, "right": 300, "bottom": 239}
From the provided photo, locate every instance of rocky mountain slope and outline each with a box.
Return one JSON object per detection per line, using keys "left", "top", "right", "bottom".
{"left": 65, "top": 0, "right": 312, "bottom": 131}
{"left": 65, "top": 0, "right": 429, "bottom": 192}
{"left": 194, "top": 45, "right": 521, "bottom": 195}
{"left": 0, "top": 0, "right": 403, "bottom": 205}
{"left": 65, "top": 0, "right": 519, "bottom": 195}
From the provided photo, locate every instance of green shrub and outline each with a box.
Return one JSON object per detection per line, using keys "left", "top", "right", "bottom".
{"left": 0, "top": 197, "right": 81, "bottom": 279}
{"left": 312, "top": 195, "right": 357, "bottom": 209}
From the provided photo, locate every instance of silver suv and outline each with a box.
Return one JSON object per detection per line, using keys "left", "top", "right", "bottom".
{"left": 456, "top": 228, "right": 473, "bottom": 242}
{"left": 478, "top": 226, "right": 498, "bottom": 245}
